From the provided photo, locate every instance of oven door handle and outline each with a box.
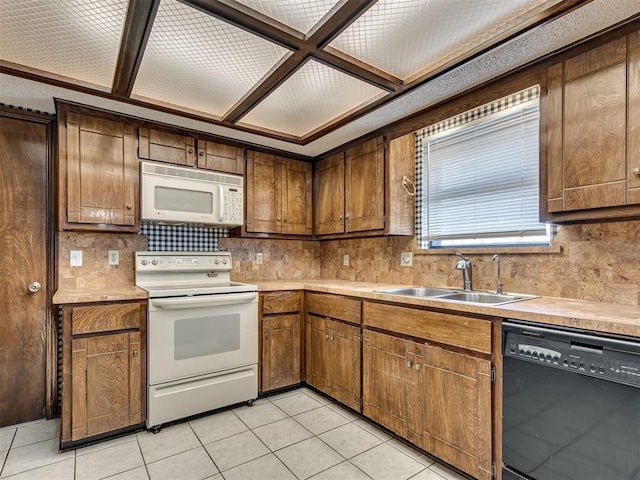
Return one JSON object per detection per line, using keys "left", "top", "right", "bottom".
{"left": 150, "top": 292, "right": 257, "bottom": 309}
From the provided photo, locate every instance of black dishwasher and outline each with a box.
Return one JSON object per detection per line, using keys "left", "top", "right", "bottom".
{"left": 502, "top": 320, "right": 640, "bottom": 480}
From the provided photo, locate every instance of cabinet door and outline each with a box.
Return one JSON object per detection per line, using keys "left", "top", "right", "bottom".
{"left": 424, "top": 346, "right": 492, "bottom": 480}
{"left": 345, "top": 137, "right": 384, "bottom": 232}
{"left": 262, "top": 314, "right": 300, "bottom": 391}
{"left": 246, "top": 151, "right": 279, "bottom": 233}
{"left": 64, "top": 113, "right": 138, "bottom": 229}
{"left": 138, "top": 127, "right": 195, "bottom": 166}
{"left": 362, "top": 329, "right": 409, "bottom": 434}
{"left": 628, "top": 31, "right": 640, "bottom": 204}
{"left": 306, "top": 314, "right": 328, "bottom": 392}
{"left": 326, "top": 320, "right": 360, "bottom": 411}
{"left": 196, "top": 140, "right": 244, "bottom": 175}
{"left": 314, "top": 153, "right": 345, "bottom": 235}
{"left": 280, "top": 158, "right": 313, "bottom": 235}
{"left": 71, "top": 332, "right": 142, "bottom": 441}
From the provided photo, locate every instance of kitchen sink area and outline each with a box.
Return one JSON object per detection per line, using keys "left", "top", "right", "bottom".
{"left": 375, "top": 286, "right": 538, "bottom": 306}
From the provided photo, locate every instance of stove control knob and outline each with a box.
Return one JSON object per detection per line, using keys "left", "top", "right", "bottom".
{"left": 222, "top": 258, "right": 228, "bottom": 264}
{"left": 151, "top": 259, "right": 158, "bottom": 265}
{"left": 141, "top": 260, "right": 148, "bottom": 266}
{"left": 214, "top": 259, "right": 220, "bottom": 264}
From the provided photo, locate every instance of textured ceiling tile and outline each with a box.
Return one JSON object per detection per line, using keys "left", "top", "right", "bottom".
{"left": 329, "top": 0, "right": 562, "bottom": 81}
{"left": 233, "top": 0, "right": 341, "bottom": 34}
{"left": 0, "top": 0, "right": 127, "bottom": 88}
{"left": 131, "top": 0, "right": 290, "bottom": 118}
{"left": 239, "top": 60, "right": 386, "bottom": 137}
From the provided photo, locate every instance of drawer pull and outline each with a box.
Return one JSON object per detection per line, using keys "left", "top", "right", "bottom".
{"left": 132, "top": 350, "right": 139, "bottom": 357}
{"left": 633, "top": 167, "right": 640, "bottom": 176}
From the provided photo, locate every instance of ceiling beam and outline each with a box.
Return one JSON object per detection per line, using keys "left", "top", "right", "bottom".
{"left": 111, "top": 0, "right": 160, "bottom": 97}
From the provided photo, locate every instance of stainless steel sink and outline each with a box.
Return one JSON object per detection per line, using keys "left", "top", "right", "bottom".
{"left": 375, "top": 286, "right": 537, "bottom": 305}
{"left": 374, "top": 287, "right": 457, "bottom": 297}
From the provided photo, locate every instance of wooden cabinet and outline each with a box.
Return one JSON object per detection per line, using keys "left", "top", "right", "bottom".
{"left": 138, "top": 127, "right": 244, "bottom": 174}
{"left": 57, "top": 107, "right": 139, "bottom": 232}
{"left": 424, "top": 346, "right": 493, "bottom": 480}
{"left": 362, "top": 329, "right": 425, "bottom": 448}
{"left": 314, "top": 133, "right": 415, "bottom": 238}
{"left": 246, "top": 150, "right": 312, "bottom": 236}
{"left": 305, "top": 293, "right": 362, "bottom": 410}
{"left": 362, "top": 301, "right": 493, "bottom": 478}
{"left": 544, "top": 32, "right": 640, "bottom": 221}
{"left": 61, "top": 301, "right": 146, "bottom": 447}
{"left": 260, "top": 291, "right": 302, "bottom": 392}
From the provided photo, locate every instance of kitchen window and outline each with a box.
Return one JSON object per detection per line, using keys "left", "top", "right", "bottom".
{"left": 416, "top": 85, "right": 551, "bottom": 249}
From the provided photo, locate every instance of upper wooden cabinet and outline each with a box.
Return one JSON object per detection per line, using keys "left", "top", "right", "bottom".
{"left": 246, "top": 150, "right": 312, "bottom": 236}
{"left": 58, "top": 107, "right": 139, "bottom": 232}
{"left": 314, "top": 133, "right": 415, "bottom": 238}
{"left": 138, "top": 127, "right": 244, "bottom": 175}
{"left": 544, "top": 32, "right": 640, "bottom": 222}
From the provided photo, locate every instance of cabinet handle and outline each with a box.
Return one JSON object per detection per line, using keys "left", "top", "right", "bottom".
{"left": 345, "top": 213, "right": 350, "bottom": 219}
{"left": 126, "top": 204, "right": 132, "bottom": 210}
{"left": 199, "top": 151, "right": 204, "bottom": 157}
{"left": 406, "top": 361, "right": 413, "bottom": 368}
{"left": 633, "top": 167, "right": 640, "bottom": 176}
{"left": 339, "top": 215, "right": 343, "bottom": 220}
{"left": 283, "top": 217, "right": 287, "bottom": 223}
{"left": 325, "top": 334, "right": 329, "bottom": 340}
{"left": 414, "top": 364, "right": 420, "bottom": 371}
{"left": 277, "top": 217, "right": 281, "bottom": 222}
{"left": 330, "top": 336, "right": 335, "bottom": 341}
{"left": 132, "top": 350, "right": 139, "bottom": 356}
{"left": 188, "top": 148, "right": 193, "bottom": 154}
{"left": 265, "top": 332, "right": 270, "bottom": 338}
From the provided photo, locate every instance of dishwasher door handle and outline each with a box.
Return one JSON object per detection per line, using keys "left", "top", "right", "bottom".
{"left": 150, "top": 292, "right": 257, "bottom": 309}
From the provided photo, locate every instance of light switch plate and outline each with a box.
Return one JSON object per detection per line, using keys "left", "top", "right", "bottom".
{"left": 343, "top": 254, "right": 349, "bottom": 266}
{"left": 256, "top": 253, "right": 263, "bottom": 264}
{"left": 70, "top": 250, "right": 83, "bottom": 267}
{"left": 401, "top": 252, "right": 413, "bottom": 267}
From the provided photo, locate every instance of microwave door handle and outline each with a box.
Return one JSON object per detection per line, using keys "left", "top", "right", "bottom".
{"left": 219, "top": 186, "right": 225, "bottom": 223}
{"left": 150, "top": 292, "right": 257, "bottom": 309}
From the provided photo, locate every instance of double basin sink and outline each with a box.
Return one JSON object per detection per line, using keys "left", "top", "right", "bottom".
{"left": 374, "top": 286, "right": 537, "bottom": 306}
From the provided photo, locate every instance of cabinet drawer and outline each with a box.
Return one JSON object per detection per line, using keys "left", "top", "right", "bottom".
{"left": 306, "top": 292, "right": 361, "bottom": 325}
{"left": 362, "top": 302, "right": 491, "bottom": 354}
{"left": 72, "top": 303, "right": 142, "bottom": 335}
{"left": 262, "top": 291, "right": 302, "bottom": 314}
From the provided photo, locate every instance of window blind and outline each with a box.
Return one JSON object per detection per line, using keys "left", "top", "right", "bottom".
{"left": 416, "top": 86, "right": 546, "bottom": 247}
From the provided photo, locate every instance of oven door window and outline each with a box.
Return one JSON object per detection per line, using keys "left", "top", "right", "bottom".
{"left": 174, "top": 313, "right": 240, "bottom": 360}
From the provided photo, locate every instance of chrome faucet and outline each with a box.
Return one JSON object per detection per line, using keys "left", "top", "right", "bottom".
{"left": 492, "top": 254, "right": 504, "bottom": 294}
{"left": 455, "top": 253, "right": 473, "bottom": 291}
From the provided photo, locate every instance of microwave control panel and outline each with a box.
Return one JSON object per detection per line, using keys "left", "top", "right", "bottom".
{"left": 223, "top": 187, "right": 243, "bottom": 225}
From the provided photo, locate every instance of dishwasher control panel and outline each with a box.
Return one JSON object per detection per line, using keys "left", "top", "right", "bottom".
{"left": 503, "top": 321, "right": 640, "bottom": 387}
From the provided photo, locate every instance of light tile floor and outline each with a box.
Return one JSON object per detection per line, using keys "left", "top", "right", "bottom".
{"left": 0, "top": 387, "right": 468, "bottom": 480}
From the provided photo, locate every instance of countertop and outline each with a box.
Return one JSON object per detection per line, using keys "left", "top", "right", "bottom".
{"left": 52, "top": 286, "right": 148, "bottom": 304}
{"left": 254, "top": 279, "right": 640, "bottom": 338}
{"left": 52, "top": 279, "right": 640, "bottom": 337}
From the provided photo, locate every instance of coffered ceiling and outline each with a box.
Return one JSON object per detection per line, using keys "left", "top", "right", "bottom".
{"left": 0, "top": 0, "right": 595, "bottom": 145}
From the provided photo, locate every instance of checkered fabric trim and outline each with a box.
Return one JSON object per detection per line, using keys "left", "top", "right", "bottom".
{"left": 414, "top": 85, "right": 540, "bottom": 247}
{"left": 140, "top": 222, "right": 229, "bottom": 251}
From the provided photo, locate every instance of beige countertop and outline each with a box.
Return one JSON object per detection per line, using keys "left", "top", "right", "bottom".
{"left": 254, "top": 279, "right": 640, "bottom": 338}
{"left": 53, "top": 286, "right": 148, "bottom": 304}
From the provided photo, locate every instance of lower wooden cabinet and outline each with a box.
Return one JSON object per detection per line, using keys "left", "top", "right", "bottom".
{"left": 305, "top": 315, "right": 361, "bottom": 410}
{"left": 260, "top": 291, "right": 302, "bottom": 392}
{"left": 61, "top": 301, "right": 147, "bottom": 447}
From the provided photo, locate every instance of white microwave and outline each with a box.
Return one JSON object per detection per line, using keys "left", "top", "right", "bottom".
{"left": 140, "top": 161, "right": 244, "bottom": 227}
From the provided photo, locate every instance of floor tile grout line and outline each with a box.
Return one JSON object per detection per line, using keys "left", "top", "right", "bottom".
{"left": 0, "top": 428, "right": 17, "bottom": 477}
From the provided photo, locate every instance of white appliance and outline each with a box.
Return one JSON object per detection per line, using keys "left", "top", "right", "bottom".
{"left": 135, "top": 251, "right": 258, "bottom": 429}
{"left": 140, "top": 161, "right": 244, "bottom": 227}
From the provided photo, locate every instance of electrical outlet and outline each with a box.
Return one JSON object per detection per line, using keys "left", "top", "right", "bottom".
{"left": 256, "top": 253, "right": 263, "bottom": 264}
{"left": 343, "top": 254, "right": 349, "bottom": 266}
{"left": 108, "top": 250, "right": 120, "bottom": 266}
{"left": 70, "top": 250, "right": 83, "bottom": 267}
{"left": 400, "top": 252, "right": 413, "bottom": 267}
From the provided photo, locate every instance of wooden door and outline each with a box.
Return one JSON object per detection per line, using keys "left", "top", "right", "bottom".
{"left": 262, "top": 314, "right": 300, "bottom": 391}
{"left": 424, "top": 346, "right": 492, "bottom": 480}
{"left": 345, "top": 137, "right": 384, "bottom": 232}
{"left": 0, "top": 112, "right": 50, "bottom": 427}
{"left": 280, "top": 158, "right": 312, "bottom": 235}
{"left": 562, "top": 38, "right": 627, "bottom": 211}
{"left": 64, "top": 113, "right": 138, "bottom": 229}
{"left": 326, "top": 320, "right": 360, "bottom": 411}
{"left": 404, "top": 341, "right": 426, "bottom": 449}
{"left": 305, "top": 314, "right": 328, "bottom": 392}
{"left": 196, "top": 140, "right": 244, "bottom": 175}
{"left": 71, "top": 332, "right": 141, "bottom": 440}
{"left": 362, "top": 330, "right": 407, "bottom": 434}
{"left": 138, "top": 127, "right": 195, "bottom": 166}
{"left": 314, "top": 153, "right": 345, "bottom": 235}
{"left": 246, "top": 151, "right": 279, "bottom": 233}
